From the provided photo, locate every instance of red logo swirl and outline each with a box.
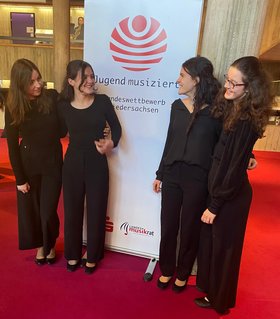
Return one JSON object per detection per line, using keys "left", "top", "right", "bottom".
{"left": 110, "top": 15, "right": 167, "bottom": 71}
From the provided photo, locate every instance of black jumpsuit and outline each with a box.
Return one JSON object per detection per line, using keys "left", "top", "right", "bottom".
{"left": 58, "top": 94, "right": 121, "bottom": 263}
{"left": 156, "top": 99, "right": 221, "bottom": 280}
{"left": 5, "top": 89, "right": 62, "bottom": 255}
{"left": 197, "top": 120, "right": 259, "bottom": 314}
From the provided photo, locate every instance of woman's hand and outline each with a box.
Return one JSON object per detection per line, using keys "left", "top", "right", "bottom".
{"left": 95, "top": 139, "right": 114, "bottom": 155}
{"left": 153, "top": 179, "right": 162, "bottom": 193}
{"left": 247, "top": 158, "right": 258, "bottom": 170}
{"left": 201, "top": 209, "right": 216, "bottom": 224}
{"left": 17, "top": 182, "right": 30, "bottom": 194}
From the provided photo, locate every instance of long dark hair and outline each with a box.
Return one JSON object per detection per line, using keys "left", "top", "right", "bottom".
{"left": 182, "top": 56, "right": 221, "bottom": 134}
{"left": 6, "top": 59, "right": 50, "bottom": 125}
{"left": 60, "top": 60, "right": 96, "bottom": 102}
{"left": 212, "top": 56, "right": 273, "bottom": 137}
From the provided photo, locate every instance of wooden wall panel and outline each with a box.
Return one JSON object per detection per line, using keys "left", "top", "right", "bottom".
{"left": 259, "top": 0, "right": 280, "bottom": 55}
{"left": 0, "top": 44, "right": 83, "bottom": 82}
{"left": 254, "top": 125, "right": 280, "bottom": 152}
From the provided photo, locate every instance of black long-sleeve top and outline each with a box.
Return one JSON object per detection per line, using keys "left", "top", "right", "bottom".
{"left": 208, "top": 120, "right": 259, "bottom": 214}
{"left": 5, "top": 89, "right": 62, "bottom": 185}
{"left": 156, "top": 99, "right": 222, "bottom": 180}
{"left": 58, "top": 94, "right": 121, "bottom": 150}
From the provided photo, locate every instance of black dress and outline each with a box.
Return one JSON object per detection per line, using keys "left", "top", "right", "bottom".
{"left": 5, "top": 89, "right": 62, "bottom": 255}
{"left": 197, "top": 120, "right": 259, "bottom": 314}
{"left": 58, "top": 94, "right": 121, "bottom": 263}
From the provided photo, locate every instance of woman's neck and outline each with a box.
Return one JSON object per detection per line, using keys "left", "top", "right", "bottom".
{"left": 71, "top": 92, "right": 94, "bottom": 109}
{"left": 182, "top": 96, "right": 194, "bottom": 113}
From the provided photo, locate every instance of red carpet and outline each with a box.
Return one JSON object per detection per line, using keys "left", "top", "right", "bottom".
{"left": 0, "top": 132, "right": 279, "bottom": 319}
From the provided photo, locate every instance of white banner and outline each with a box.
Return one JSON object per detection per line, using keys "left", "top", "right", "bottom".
{"left": 84, "top": 0, "right": 203, "bottom": 258}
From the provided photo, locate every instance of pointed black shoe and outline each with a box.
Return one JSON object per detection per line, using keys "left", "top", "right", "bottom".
{"left": 194, "top": 297, "right": 213, "bottom": 309}
{"left": 172, "top": 282, "right": 186, "bottom": 293}
{"left": 157, "top": 277, "right": 171, "bottom": 290}
{"left": 35, "top": 257, "right": 46, "bottom": 265}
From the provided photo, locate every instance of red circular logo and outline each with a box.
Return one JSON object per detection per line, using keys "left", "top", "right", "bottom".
{"left": 110, "top": 15, "right": 167, "bottom": 72}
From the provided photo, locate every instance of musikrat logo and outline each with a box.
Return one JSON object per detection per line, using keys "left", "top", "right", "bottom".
{"left": 120, "top": 222, "right": 154, "bottom": 236}
{"left": 110, "top": 15, "right": 167, "bottom": 72}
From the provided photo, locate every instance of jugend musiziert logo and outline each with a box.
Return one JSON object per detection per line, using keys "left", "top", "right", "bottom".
{"left": 110, "top": 15, "right": 167, "bottom": 72}
{"left": 120, "top": 222, "right": 155, "bottom": 236}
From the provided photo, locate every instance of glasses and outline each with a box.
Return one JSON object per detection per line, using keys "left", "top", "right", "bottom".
{"left": 224, "top": 75, "right": 246, "bottom": 89}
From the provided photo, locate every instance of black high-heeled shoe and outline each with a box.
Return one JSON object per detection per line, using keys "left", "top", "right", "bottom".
{"left": 84, "top": 263, "right": 97, "bottom": 274}
{"left": 46, "top": 249, "right": 56, "bottom": 265}
{"left": 157, "top": 276, "right": 172, "bottom": 289}
{"left": 35, "top": 257, "right": 46, "bottom": 265}
{"left": 172, "top": 281, "right": 186, "bottom": 293}
{"left": 46, "top": 256, "right": 56, "bottom": 265}
{"left": 67, "top": 260, "right": 80, "bottom": 272}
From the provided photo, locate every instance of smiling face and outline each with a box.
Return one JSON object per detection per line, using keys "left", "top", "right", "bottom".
{"left": 224, "top": 66, "right": 247, "bottom": 102}
{"left": 26, "top": 69, "right": 43, "bottom": 100}
{"left": 69, "top": 66, "right": 95, "bottom": 95}
{"left": 176, "top": 67, "right": 198, "bottom": 98}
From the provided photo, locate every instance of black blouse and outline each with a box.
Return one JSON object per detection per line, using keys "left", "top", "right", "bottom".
{"left": 58, "top": 94, "right": 121, "bottom": 151}
{"left": 156, "top": 99, "right": 222, "bottom": 180}
{"left": 208, "top": 120, "right": 259, "bottom": 214}
{"left": 5, "top": 89, "right": 62, "bottom": 185}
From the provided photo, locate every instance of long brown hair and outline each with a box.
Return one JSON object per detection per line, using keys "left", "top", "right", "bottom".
{"left": 212, "top": 56, "right": 273, "bottom": 137}
{"left": 6, "top": 59, "right": 51, "bottom": 125}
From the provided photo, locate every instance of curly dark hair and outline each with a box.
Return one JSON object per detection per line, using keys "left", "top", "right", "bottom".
{"left": 59, "top": 60, "right": 97, "bottom": 102}
{"left": 182, "top": 56, "right": 221, "bottom": 134}
{"left": 212, "top": 56, "right": 273, "bottom": 137}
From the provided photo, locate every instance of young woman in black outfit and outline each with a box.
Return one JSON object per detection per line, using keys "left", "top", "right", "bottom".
{"left": 195, "top": 56, "right": 273, "bottom": 314}
{"left": 153, "top": 56, "right": 221, "bottom": 291}
{"left": 5, "top": 59, "right": 62, "bottom": 264}
{"left": 58, "top": 60, "right": 121, "bottom": 274}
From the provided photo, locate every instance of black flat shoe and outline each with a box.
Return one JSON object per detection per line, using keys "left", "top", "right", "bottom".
{"left": 194, "top": 297, "right": 213, "bottom": 308}
{"left": 35, "top": 257, "right": 46, "bottom": 265}
{"left": 85, "top": 263, "right": 97, "bottom": 275}
{"left": 157, "top": 276, "right": 171, "bottom": 290}
{"left": 46, "top": 256, "right": 56, "bottom": 265}
{"left": 172, "top": 282, "right": 186, "bottom": 293}
{"left": 67, "top": 261, "right": 80, "bottom": 272}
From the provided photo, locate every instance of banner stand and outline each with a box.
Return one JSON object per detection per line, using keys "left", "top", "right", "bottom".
{"left": 84, "top": 0, "right": 204, "bottom": 276}
{"left": 143, "top": 258, "right": 157, "bottom": 282}
{"left": 83, "top": 209, "right": 158, "bottom": 280}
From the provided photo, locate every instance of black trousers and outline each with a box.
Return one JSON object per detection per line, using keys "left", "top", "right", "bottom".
{"left": 159, "top": 162, "right": 208, "bottom": 280}
{"left": 63, "top": 147, "right": 109, "bottom": 263}
{"left": 197, "top": 179, "right": 252, "bottom": 314}
{"left": 17, "top": 173, "right": 61, "bottom": 255}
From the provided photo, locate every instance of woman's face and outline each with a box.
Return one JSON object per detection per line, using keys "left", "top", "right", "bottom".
{"left": 176, "top": 67, "right": 198, "bottom": 97}
{"left": 224, "top": 66, "right": 246, "bottom": 101}
{"left": 70, "top": 66, "right": 95, "bottom": 95}
{"left": 26, "top": 69, "right": 43, "bottom": 100}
